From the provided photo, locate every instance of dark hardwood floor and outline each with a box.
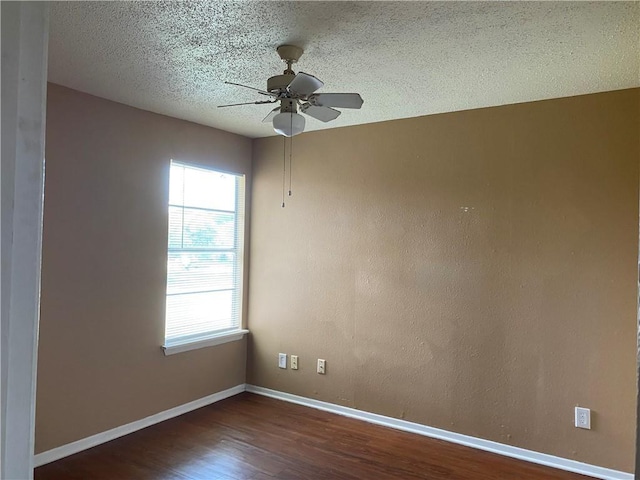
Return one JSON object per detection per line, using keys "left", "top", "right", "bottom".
{"left": 35, "top": 392, "right": 593, "bottom": 480}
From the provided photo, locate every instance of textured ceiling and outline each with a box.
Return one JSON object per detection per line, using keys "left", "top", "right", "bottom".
{"left": 48, "top": 1, "right": 639, "bottom": 139}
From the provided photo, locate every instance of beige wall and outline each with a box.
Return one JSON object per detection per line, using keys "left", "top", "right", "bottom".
{"left": 35, "top": 84, "right": 252, "bottom": 453}
{"left": 248, "top": 89, "right": 640, "bottom": 472}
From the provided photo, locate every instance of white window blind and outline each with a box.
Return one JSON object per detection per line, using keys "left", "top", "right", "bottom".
{"left": 164, "top": 161, "right": 245, "bottom": 347}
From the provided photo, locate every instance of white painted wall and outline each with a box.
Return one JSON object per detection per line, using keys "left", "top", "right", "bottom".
{"left": 1, "top": 2, "right": 49, "bottom": 479}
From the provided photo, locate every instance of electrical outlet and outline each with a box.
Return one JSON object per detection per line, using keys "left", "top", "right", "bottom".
{"left": 278, "top": 353, "right": 287, "bottom": 369}
{"left": 575, "top": 407, "right": 591, "bottom": 429}
{"left": 317, "top": 359, "right": 326, "bottom": 375}
{"left": 291, "top": 355, "right": 298, "bottom": 370}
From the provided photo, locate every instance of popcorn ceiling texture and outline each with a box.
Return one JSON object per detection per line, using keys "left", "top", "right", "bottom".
{"left": 48, "top": 1, "right": 639, "bottom": 139}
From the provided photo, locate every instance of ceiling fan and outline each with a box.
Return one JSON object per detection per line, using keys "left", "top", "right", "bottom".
{"left": 219, "top": 45, "right": 364, "bottom": 137}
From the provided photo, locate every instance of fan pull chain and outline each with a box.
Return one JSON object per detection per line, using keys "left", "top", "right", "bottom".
{"left": 282, "top": 135, "right": 286, "bottom": 208}
{"left": 288, "top": 113, "right": 293, "bottom": 196}
{"left": 288, "top": 136, "right": 293, "bottom": 197}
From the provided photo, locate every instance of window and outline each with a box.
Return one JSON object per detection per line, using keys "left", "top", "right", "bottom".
{"left": 163, "top": 161, "right": 247, "bottom": 354}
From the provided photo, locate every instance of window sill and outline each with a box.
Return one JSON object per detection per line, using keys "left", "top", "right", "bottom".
{"left": 162, "top": 329, "right": 249, "bottom": 356}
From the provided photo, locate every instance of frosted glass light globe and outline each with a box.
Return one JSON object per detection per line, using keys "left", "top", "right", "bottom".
{"left": 273, "top": 111, "right": 305, "bottom": 137}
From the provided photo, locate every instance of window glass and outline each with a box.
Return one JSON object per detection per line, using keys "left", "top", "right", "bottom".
{"left": 164, "top": 162, "right": 244, "bottom": 346}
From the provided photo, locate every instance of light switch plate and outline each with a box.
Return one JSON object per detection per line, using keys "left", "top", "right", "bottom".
{"left": 575, "top": 407, "right": 591, "bottom": 429}
{"left": 278, "top": 353, "right": 287, "bottom": 369}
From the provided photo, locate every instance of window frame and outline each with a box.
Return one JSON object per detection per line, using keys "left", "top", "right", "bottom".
{"left": 162, "top": 160, "right": 248, "bottom": 355}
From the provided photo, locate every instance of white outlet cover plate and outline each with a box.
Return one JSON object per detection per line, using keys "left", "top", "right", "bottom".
{"left": 317, "top": 359, "right": 326, "bottom": 374}
{"left": 291, "top": 355, "right": 298, "bottom": 370}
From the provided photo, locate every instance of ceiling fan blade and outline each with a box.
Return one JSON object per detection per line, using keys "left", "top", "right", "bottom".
{"left": 287, "top": 72, "right": 324, "bottom": 97}
{"left": 262, "top": 107, "right": 280, "bottom": 123}
{"left": 308, "top": 93, "right": 364, "bottom": 109}
{"left": 300, "top": 104, "right": 341, "bottom": 122}
{"left": 224, "top": 81, "right": 276, "bottom": 97}
{"left": 218, "top": 100, "right": 277, "bottom": 108}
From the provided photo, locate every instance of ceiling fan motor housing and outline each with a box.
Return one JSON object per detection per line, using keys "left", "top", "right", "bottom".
{"left": 267, "top": 74, "right": 296, "bottom": 93}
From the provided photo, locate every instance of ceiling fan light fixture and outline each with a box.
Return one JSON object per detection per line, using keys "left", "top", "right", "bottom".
{"left": 273, "top": 111, "right": 305, "bottom": 137}
{"left": 220, "top": 45, "right": 363, "bottom": 139}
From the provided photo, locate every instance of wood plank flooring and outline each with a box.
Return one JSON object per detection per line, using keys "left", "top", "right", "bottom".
{"left": 35, "top": 392, "right": 593, "bottom": 479}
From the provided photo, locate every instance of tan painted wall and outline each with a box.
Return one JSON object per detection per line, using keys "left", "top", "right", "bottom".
{"left": 248, "top": 89, "right": 640, "bottom": 472}
{"left": 35, "top": 84, "right": 252, "bottom": 453}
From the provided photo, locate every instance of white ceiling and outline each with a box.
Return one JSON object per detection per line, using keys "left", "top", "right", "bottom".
{"left": 48, "top": 1, "right": 639, "bottom": 139}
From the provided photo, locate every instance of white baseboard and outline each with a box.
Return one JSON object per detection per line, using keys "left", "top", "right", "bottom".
{"left": 34, "top": 383, "right": 634, "bottom": 480}
{"left": 33, "top": 384, "right": 246, "bottom": 467}
{"left": 246, "top": 385, "right": 633, "bottom": 480}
